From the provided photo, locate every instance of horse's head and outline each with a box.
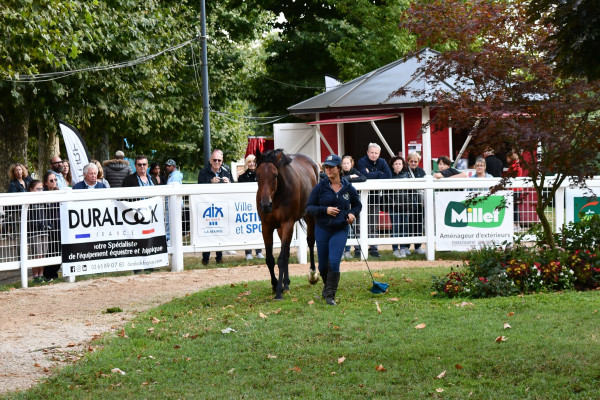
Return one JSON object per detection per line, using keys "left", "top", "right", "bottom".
{"left": 255, "top": 149, "right": 292, "bottom": 214}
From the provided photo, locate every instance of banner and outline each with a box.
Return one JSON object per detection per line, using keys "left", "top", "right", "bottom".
{"left": 59, "top": 121, "right": 90, "bottom": 184}
{"left": 60, "top": 197, "right": 168, "bottom": 276}
{"left": 566, "top": 188, "right": 600, "bottom": 224}
{"left": 190, "top": 192, "right": 282, "bottom": 248}
{"left": 435, "top": 191, "right": 514, "bottom": 251}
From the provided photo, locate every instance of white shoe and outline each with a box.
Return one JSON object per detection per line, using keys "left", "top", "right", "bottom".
{"left": 393, "top": 249, "right": 406, "bottom": 258}
{"left": 225, "top": 250, "right": 237, "bottom": 255}
{"left": 342, "top": 251, "right": 352, "bottom": 259}
{"left": 246, "top": 253, "right": 253, "bottom": 260}
{"left": 403, "top": 248, "right": 411, "bottom": 256}
{"left": 415, "top": 247, "right": 426, "bottom": 255}
{"left": 256, "top": 253, "right": 265, "bottom": 259}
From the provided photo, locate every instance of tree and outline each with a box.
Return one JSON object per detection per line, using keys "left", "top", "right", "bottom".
{"left": 528, "top": 0, "right": 600, "bottom": 81}
{"left": 400, "top": 0, "right": 600, "bottom": 247}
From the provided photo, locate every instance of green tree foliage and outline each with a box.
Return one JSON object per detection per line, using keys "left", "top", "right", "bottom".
{"left": 250, "top": 0, "right": 414, "bottom": 115}
{"left": 0, "top": 0, "right": 269, "bottom": 190}
{"left": 400, "top": 0, "right": 600, "bottom": 247}
{"left": 528, "top": 0, "right": 600, "bottom": 81}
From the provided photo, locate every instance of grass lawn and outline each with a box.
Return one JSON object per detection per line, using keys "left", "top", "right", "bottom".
{"left": 5, "top": 265, "right": 600, "bottom": 399}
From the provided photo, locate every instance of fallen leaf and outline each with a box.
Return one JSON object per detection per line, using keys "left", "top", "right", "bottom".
{"left": 118, "top": 329, "right": 128, "bottom": 338}
{"left": 34, "top": 363, "right": 41, "bottom": 367}
{"left": 415, "top": 323, "right": 426, "bottom": 330}
{"left": 272, "top": 308, "right": 281, "bottom": 314}
{"left": 375, "top": 364, "right": 387, "bottom": 372}
{"left": 455, "top": 364, "right": 463, "bottom": 370}
{"left": 141, "top": 382, "right": 149, "bottom": 386}
{"left": 507, "top": 312, "right": 514, "bottom": 317}
{"left": 267, "top": 354, "right": 277, "bottom": 359}
{"left": 173, "top": 345, "right": 181, "bottom": 349}
{"left": 259, "top": 312, "right": 268, "bottom": 319}
{"left": 436, "top": 388, "right": 444, "bottom": 393}
{"left": 431, "top": 292, "right": 437, "bottom": 296}
{"left": 111, "top": 368, "right": 126, "bottom": 375}
{"left": 29, "top": 313, "right": 36, "bottom": 316}
{"left": 436, "top": 370, "right": 447, "bottom": 379}
{"left": 495, "top": 336, "right": 508, "bottom": 342}
{"left": 330, "top": 371, "right": 336, "bottom": 375}
{"left": 67, "top": 342, "right": 77, "bottom": 347}
{"left": 503, "top": 322, "right": 512, "bottom": 329}
{"left": 338, "top": 356, "right": 346, "bottom": 364}
{"left": 375, "top": 301, "right": 382, "bottom": 314}
{"left": 388, "top": 298, "right": 399, "bottom": 302}
{"left": 373, "top": 272, "right": 384, "bottom": 278}
{"left": 152, "top": 317, "right": 161, "bottom": 324}
{"left": 221, "top": 327, "right": 236, "bottom": 334}
{"left": 405, "top": 278, "right": 413, "bottom": 282}
{"left": 292, "top": 298, "right": 298, "bottom": 302}
{"left": 459, "top": 301, "right": 474, "bottom": 307}
{"left": 147, "top": 327, "right": 154, "bottom": 333}
{"left": 333, "top": 325, "right": 340, "bottom": 330}
{"left": 292, "top": 366, "right": 301, "bottom": 373}
{"left": 308, "top": 300, "right": 315, "bottom": 305}
{"left": 227, "top": 368, "right": 235, "bottom": 374}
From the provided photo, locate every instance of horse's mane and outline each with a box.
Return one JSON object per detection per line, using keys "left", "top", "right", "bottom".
{"left": 257, "top": 149, "right": 292, "bottom": 169}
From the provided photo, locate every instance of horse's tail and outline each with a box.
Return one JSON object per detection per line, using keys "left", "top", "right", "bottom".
{"left": 298, "top": 218, "right": 307, "bottom": 235}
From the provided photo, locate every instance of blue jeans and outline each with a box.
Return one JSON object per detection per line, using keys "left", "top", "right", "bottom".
{"left": 315, "top": 224, "right": 349, "bottom": 273}
{"left": 390, "top": 209, "right": 422, "bottom": 251}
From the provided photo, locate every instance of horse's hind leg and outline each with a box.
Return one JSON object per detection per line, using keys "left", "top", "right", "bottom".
{"left": 305, "top": 215, "right": 319, "bottom": 284}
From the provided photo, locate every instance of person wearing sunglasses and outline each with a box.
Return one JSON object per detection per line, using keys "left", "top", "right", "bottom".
{"left": 41, "top": 171, "right": 62, "bottom": 281}
{"left": 47, "top": 155, "right": 67, "bottom": 188}
{"left": 122, "top": 155, "right": 154, "bottom": 187}
{"left": 197, "top": 149, "right": 233, "bottom": 265}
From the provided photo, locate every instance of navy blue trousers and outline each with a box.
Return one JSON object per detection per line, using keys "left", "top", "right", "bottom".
{"left": 315, "top": 224, "right": 348, "bottom": 273}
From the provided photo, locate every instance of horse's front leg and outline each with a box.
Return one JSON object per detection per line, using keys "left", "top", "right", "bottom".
{"left": 262, "top": 229, "right": 277, "bottom": 293}
{"left": 274, "top": 223, "right": 294, "bottom": 299}
{"left": 305, "top": 216, "right": 319, "bottom": 284}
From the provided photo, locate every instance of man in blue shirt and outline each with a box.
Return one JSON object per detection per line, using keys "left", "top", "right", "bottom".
{"left": 48, "top": 156, "right": 68, "bottom": 188}
{"left": 72, "top": 163, "right": 107, "bottom": 189}
{"left": 356, "top": 143, "right": 392, "bottom": 258}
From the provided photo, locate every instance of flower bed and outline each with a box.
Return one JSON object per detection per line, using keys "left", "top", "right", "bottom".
{"left": 433, "top": 215, "right": 600, "bottom": 298}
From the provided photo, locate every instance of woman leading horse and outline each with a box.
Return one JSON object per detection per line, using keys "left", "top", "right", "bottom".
{"left": 256, "top": 149, "right": 319, "bottom": 300}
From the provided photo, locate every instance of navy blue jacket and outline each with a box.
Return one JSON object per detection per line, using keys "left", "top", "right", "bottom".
{"left": 356, "top": 156, "right": 392, "bottom": 180}
{"left": 306, "top": 178, "right": 362, "bottom": 230}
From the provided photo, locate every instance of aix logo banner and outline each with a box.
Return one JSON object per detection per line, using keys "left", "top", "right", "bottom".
{"left": 435, "top": 191, "right": 514, "bottom": 251}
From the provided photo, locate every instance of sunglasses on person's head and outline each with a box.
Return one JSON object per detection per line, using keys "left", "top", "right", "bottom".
{"left": 212, "top": 159, "right": 223, "bottom": 162}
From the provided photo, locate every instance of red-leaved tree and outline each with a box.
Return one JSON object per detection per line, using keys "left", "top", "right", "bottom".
{"left": 399, "top": 0, "right": 600, "bottom": 247}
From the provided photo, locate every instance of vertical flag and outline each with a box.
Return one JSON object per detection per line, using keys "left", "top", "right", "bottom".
{"left": 59, "top": 121, "right": 90, "bottom": 184}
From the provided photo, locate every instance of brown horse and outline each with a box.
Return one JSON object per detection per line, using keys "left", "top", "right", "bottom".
{"left": 256, "top": 149, "right": 319, "bottom": 299}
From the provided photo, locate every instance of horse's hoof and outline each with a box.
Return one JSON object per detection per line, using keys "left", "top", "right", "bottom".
{"left": 274, "top": 295, "right": 283, "bottom": 301}
{"left": 308, "top": 271, "right": 320, "bottom": 285}
{"left": 283, "top": 285, "right": 290, "bottom": 292}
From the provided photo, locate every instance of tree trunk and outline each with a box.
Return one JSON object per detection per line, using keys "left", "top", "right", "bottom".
{"left": 0, "top": 110, "right": 29, "bottom": 192}
{"left": 37, "top": 126, "right": 59, "bottom": 179}
{"left": 535, "top": 186, "right": 555, "bottom": 248}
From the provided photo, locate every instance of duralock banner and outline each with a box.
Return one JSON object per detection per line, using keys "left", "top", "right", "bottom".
{"left": 58, "top": 121, "right": 90, "bottom": 184}
{"left": 565, "top": 188, "right": 600, "bottom": 223}
{"left": 60, "top": 197, "right": 168, "bottom": 276}
{"left": 190, "top": 193, "right": 282, "bottom": 249}
{"left": 435, "top": 191, "right": 514, "bottom": 251}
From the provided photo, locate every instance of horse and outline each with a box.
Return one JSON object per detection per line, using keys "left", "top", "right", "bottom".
{"left": 255, "top": 149, "right": 319, "bottom": 299}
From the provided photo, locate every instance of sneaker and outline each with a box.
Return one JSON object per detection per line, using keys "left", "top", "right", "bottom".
{"left": 415, "top": 247, "right": 426, "bottom": 255}
{"left": 42, "top": 277, "right": 53, "bottom": 283}
{"left": 403, "top": 248, "right": 412, "bottom": 256}
{"left": 33, "top": 276, "right": 42, "bottom": 284}
{"left": 369, "top": 250, "right": 381, "bottom": 258}
{"left": 342, "top": 251, "right": 352, "bottom": 259}
{"left": 225, "top": 250, "right": 237, "bottom": 255}
{"left": 256, "top": 253, "right": 265, "bottom": 259}
{"left": 246, "top": 253, "right": 254, "bottom": 260}
{"left": 393, "top": 249, "right": 404, "bottom": 258}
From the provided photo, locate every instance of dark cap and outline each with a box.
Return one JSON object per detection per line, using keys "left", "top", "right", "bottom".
{"left": 323, "top": 154, "right": 342, "bottom": 167}
{"left": 164, "top": 159, "right": 176, "bottom": 167}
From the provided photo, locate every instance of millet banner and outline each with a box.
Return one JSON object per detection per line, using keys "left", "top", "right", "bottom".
{"left": 565, "top": 188, "right": 600, "bottom": 224}
{"left": 435, "top": 191, "right": 514, "bottom": 251}
{"left": 60, "top": 197, "right": 168, "bottom": 276}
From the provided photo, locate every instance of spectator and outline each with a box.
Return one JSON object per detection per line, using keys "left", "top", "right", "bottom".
{"left": 433, "top": 156, "right": 468, "bottom": 179}
{"left": 387, "top": 156, "right": 411, "bottom": 258}
{"left": 506, "top": 150, "right": 524, "bottom": 229}
{"left": 149, "top": 162, "right": 166, "bottom": 185}
{"left": 8, "top": 163, "right": 32, "bottom": 193}
{"left": 305, "top": 154, "right": 362, "bottom": 306}
{"left": 48, "top": 156, "right": 67, "bottom": 188}
{"left": 62, "top": 159, "right": 73, "bottom": 187}
{"left": 237, "top": 154, "right": 265, "bottom": 260}
{"left": 197, "top": 150, "right": 232, "bottom": 265}
{"left": 72, "top": 163, "right": 108, "bottom": 189}
{"left": 42, "top": 171, "right": 61, "bottom": 281}
{"left": 483, "top": 148, "right": 503, "bottom": 177}
{"left": 103, "top": 150, "right": 133, "bottom": 188}
{"left": 356, "top": 143, "right": 391, "bottom": 258}
{"left": 341, "top": 155, "right": 365, "bottom": 259}
{"left": 122, "top": 155, "right": 153, "bottom": 187}
{"left": 471, "top": 158, "right": 493, "bottom": 178}
{"left": 91, "top": 160, "right": 111, "bottom": 188}
{"left": 405, "top": 152, "right": 427, "bottom": 256}
{"left": 27, "top": 179, "right": 52, "bottom": 283}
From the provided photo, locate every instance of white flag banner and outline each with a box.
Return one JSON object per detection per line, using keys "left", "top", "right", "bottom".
{"left": 59, "top": 121, "right": 90, "bottom": 184}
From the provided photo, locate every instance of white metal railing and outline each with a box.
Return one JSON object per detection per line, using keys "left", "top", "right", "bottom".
{"left": 1, "top": 176, "right": 597, "bottom": 287}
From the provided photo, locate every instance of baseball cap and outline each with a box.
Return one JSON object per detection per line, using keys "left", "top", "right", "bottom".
{"left": 323, "top": 154, "right": 342, "bottom": 167}
{"left": 164, "top": 159, "right": 177, "bottom": 166}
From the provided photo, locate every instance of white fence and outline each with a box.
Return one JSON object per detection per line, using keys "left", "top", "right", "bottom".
{"left": 1, "top": 177, "right": 597, "bottom": 288}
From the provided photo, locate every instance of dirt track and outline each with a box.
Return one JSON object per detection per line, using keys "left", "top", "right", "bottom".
{"left": 0, "top": 259, "right": 455, "bottom": 395}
